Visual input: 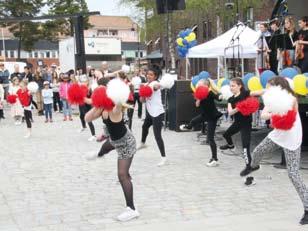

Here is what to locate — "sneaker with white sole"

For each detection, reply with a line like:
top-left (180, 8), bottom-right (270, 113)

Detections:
top-left (206, 159), bottom-right (219, 167)
top-left (116, 207), bottom-right (140, 222)
top-left (88, 136), bottom-right (96, 142)
top-left (24, 133), bottom-right (31, 138)
top-left (85, 152), bottom-right (99, 161)
top-left (157, 157), bottom-right (168, 167)
top-left (179, 124), bottom-right (192, 131)
top-left (244, 176), bottom-right (256, 186)
top-left (137, 143), bottom-right (147, 150)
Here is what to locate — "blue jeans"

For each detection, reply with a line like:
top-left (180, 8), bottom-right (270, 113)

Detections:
top-left (44, 103), bottom-right (53, 120)
top-left (61, 99), bottom-right (72, 117)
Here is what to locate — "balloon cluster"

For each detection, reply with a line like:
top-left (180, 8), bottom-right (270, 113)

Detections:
top-left (176, 29), bottom-right (197, 58)
top-left (243, 68), bottom-right (308, 96)
top-left (190, 71), bottom-right (210, 92)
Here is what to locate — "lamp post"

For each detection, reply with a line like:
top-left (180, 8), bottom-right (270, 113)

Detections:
top-left (132, 22), bottom-right (141, 69)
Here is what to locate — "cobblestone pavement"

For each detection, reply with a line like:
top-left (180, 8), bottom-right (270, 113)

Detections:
top-left (0, 107), bottom-right (308, 231)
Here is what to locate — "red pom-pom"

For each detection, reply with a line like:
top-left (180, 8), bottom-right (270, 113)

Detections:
top-left (7, 94), bottom-right (17, 104)
top-left (139, 85), bottom-right (153, 98)
top-left (17, 89), bottom-right (31, 107)
top-left (91, 86), bottom-right (115, 111)
top-left (194, 86), bottom-right (209, 100)
top-left (271, 110), bottom-right (297, 130)
top-left (68, 83), bottom-right (88, 105)
top-left (236, 97), bottom-right (260, 116)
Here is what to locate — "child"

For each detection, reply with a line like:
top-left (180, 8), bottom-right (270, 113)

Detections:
top-left (59, 73), bottom-right (72, 121)
top-left (9, 77), bottom-right (23, 125)
top-left (17, 80), bottom-right (32, 138)
top-left (42, 81), bottom-right (53, 122)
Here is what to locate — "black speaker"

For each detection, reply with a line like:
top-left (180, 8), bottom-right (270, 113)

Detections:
top-left (156, 0), bottom-right (186, 14)
top-left (168, 80), bottom-right (199, 131)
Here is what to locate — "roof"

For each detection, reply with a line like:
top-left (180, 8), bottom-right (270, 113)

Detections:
top-left (0, 40), bottom-right (59, 50)
top-left (88, 15), bottom-right (137, 30)
top-left (122, 42), bottom-right (146, 51)
top-left (145, 50), bottom-right (163, 59)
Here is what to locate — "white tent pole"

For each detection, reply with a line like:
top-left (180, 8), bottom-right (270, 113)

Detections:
top-left (185, 57), bottom-right (188, 80)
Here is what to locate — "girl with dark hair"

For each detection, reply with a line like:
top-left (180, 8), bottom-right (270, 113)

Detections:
top-left (220, 77), bottom-right (261, 176)
top-left (138, 66), bottom-right (167, 166)
top-left (180, 79), bottom-right (223, 167)
top-left (297, 16), bottom-right (308, 73)
top-left (242, 76), bottom-right (308, 225)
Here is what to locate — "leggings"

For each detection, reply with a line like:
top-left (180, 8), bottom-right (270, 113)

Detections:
top-left (134, 92), bottom-right (142, 118)
top-left (98, 139), bottom-right (115, 157)
top-left (188, 114), bottom-right (218, 160)
top-left (251, 136), bottom-right (308, 210)
top-left (141, 112), bottom-right (165, 157)
top-left (127, 108), bottom-right (134, 130)
top-left (118, 157), bottom-right (135, 210)
top-left (24, 110), bottom-right (32, 128)
top-left (53, 92), bottom-right (62, 112)
top-left (223, 120), bottom-right (252, 165)
top-left (79, 105), bottom-right (95, 136)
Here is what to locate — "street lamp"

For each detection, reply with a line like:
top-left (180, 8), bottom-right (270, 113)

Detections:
top-left (131, 23), bottom-right (141, 69)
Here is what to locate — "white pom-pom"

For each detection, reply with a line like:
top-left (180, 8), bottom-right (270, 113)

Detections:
top-left (285, 77), bottom-right (294, 90)
top-left (27, 82), bottom-right (39, 93)
top-left (262, 86), bottom-right (294, 114)
top-left (160, 73), bottom-right (175, 89)
top-left (220, 85), bottom-right (233, 100)
top-left (106, 78), bottom-right (130, 104)
top-left (121, 65), bottom-right (130, 74)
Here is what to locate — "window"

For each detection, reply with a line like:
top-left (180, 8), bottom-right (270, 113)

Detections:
top-left (135, 51), bottom-right (139, 58)
top-left (29, 52), bottom-right (33, 58)
top-left (10, 50), bottom-right (15, 58)
top-left (46, 51), bottom-right (50, 58)
top-left (110, 30), bottom-right (118, 36)
top-left (140, 51), bottom-right (143, 58)
top-left (40, 52), bottom-right (45, 58)
top-left (52, 51), bottom-right (57, 58)
top-left (5, 50), bottom-right (9, 58)
top-left (34, 52), bottom-right (38, 58)
top-left (97, 30), bottom-right (108, 36)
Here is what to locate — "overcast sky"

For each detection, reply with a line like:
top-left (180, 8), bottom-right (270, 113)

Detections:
top-left (86, 0), bottom-right (133, 16)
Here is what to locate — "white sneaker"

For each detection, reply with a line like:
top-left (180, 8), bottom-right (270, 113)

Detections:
top-left (179, 124), bottom-right (192, 131)
top-left (79, 127), bottom-right (86, 133)
top-left (24, 133), bottom-right (31, 138)
top-left (157, 157), bottom-right (168, 167)
top-left (137, 143), bottom-right (147, 150)
top-left (206, 159), bottom-right (219, 167)
top-left (117, 207), bottom-right (140, 222)
top-left (85, 152), bottom-right (99, 161)
top-left (88, 136), bottom-right (96, 142)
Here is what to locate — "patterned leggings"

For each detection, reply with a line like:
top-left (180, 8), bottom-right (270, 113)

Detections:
top-left (251, 136), bottom-right (308, 210)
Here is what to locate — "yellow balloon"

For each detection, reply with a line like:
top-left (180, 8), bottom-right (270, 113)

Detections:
top-left (176, 38), bottom-right (184, 47)
top-left (217, 78), bottom-right (225, 90)
top-left (187, 32), bottom-right (196, 42)
top-left (293, 74), bottom-right (308, 96)
top-left (190, 82), bottom-right (196, 92)
top-left (248, 76), bottom-right (263, 91)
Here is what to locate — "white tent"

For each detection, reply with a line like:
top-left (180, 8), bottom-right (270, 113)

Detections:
top-left (187, 23), bottom-right (261, 59)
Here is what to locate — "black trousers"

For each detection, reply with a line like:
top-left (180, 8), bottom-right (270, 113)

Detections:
top-left (53, 92), bottom-right (62, 112)
top-left (79, 105), bottom-right (95, 136)
top-left (127, 108), bottom-right (134, 130)
top-left (189, 114), bottom-right (218, 160)
top-left (141, 112), bottom-right (165, 157)
top-left (223, 120), bottom-right (252, 165)
top-left (24, 110), bottom-right (32, 128)
top-left (269, 51), bottom-right (278, 75)
top-left (299, 51), bottom-right (308, 73)
top-left (133, 92), bottom-right (142, 118)
top-left (0, 109), bottom-right (4, 119)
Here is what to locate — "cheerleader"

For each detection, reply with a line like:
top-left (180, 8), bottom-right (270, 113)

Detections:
top-left (219, 78), bottom-right (261, 176)
top-left (9, 77), bottom-right (23, 125)
top-left (138, 66), bottom-right (167, 166)
top-left (17, 80), bottom-right (33, 138)
top-left (241, 77), bottom-right (308, 225)
top-left (180, 79), bottom-right (223, 167)
top-left (85, 100), bottom-right (139, 222)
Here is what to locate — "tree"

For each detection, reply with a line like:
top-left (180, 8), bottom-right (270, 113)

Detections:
top-left (0, 0), bottom-right (45, 59)
top-left (46, 0), bottom-right (91, 37)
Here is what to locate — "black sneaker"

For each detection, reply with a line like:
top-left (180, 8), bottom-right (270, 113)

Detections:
top-left (240, 165), bottom-right (260, 177)
top-left (300, 211), bottom-right (308, 225)
top-left (220, 144), bottom-right (235, 150)
top-left (244, 176), bottom-right (256, 186)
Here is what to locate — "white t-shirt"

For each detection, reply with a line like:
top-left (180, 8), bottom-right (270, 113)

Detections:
top-left (268, 112), bottom-right (302, 151)
top-left (145, 81), bottom-right (164, 117)
top-left (42, 89), bottom-right (54, 105)
top-left (131, 76), bottom-right (142, 93)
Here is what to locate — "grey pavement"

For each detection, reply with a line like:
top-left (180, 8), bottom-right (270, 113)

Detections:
top-left (0, 106), bottom-right (308, 231)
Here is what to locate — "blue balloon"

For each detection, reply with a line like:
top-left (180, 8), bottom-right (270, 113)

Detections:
top-left (179, 30), bottom-right (186, 38)
top-left (191, 40), bottom-right (197, 47)
top-left (187, 43), bottom-right (193, 49)
top-left (279, 67), bottom-right (298, 79)
top-left (243, 73), bottom-right (255, 88)
top-left (191, 75), bottom-right (200, 86)
top-left (198, 71), bottom-right (210, 80)
top-left (182, 39), bottom-right (188, 46)
top-left (306, 79), bottom-right (308, 88)
top-left (184, 29), bottom-right (192, 37)
top-left (260, 70), bottom-right (276, 88)
top-left (221, 79), bottom-right (230, 87)
top-left (303, 73), bottom-right (308, 77)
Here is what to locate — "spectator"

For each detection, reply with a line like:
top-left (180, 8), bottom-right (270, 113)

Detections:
top-left (10, 64), bottom-right (22, 81)
top-left (51, 72), bottom-right (63, 113)
top-left (0, 62), bottom-right (10, 98)
top-left (42, 81), bottom-right (53, 123)
top-left (21, 66), bottom-right (34, 82)
top-left (34, 67), bottom-right (44, 116)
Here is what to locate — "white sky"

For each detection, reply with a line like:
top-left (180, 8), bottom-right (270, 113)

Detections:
top-left (86, 0), bottom-right (133, 16)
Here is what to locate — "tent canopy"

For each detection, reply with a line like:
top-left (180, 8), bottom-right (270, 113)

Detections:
top-left (187, 23), bottom-right (261, 59)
